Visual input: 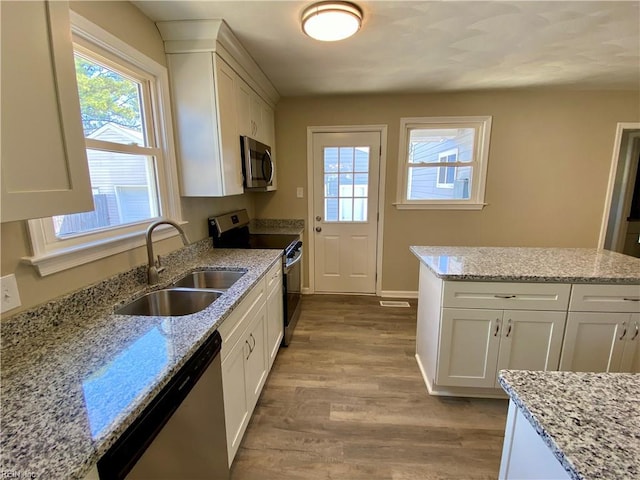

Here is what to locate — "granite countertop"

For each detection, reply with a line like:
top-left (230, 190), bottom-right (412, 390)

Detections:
top-left (249, 218), bottom-right (304, 236)
top-left (0, 242), bottom-right (282, 480)
top-left (410, 246), bottom-right (640, 284)
top-left (499, 370), bottom-right (640, 480)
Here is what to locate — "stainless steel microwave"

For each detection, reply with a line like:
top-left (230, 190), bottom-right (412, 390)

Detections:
top-left (241, 136), bottom-right (274, 190)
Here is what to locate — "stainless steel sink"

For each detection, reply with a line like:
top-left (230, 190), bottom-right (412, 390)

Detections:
top-left (115, 289), bottom-right (221, 316)
top-left (173, 270), bottom-right (245, 291)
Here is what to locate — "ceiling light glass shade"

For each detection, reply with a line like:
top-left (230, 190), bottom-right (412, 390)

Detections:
top-left (301, 1), bottom-right (363, 42)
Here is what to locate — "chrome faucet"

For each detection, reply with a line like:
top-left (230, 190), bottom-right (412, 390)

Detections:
top-left (146, 219), bottom-right (190, 285)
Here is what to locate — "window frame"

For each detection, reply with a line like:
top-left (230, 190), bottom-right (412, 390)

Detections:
top-left (395, 116), bottom-right (492, 210)
top-left (24, 12), bottom-right (183, 276)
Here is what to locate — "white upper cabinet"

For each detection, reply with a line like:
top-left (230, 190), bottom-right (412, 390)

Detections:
top-left (1, 1), bottom-right (93, 222)
top-left (167, 52), bottom-right (244, 197)
top-left (157, 19), bottom-right (279, 197)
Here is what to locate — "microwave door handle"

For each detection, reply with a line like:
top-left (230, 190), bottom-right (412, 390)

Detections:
top-left (262, 150), bottom-right (274, 185)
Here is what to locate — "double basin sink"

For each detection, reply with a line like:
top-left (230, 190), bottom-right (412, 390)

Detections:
top-left (116, 270), bottom-right (245, 317)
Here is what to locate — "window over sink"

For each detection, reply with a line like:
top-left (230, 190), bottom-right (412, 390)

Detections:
top-left (25, 13), bottom-right (183, 276)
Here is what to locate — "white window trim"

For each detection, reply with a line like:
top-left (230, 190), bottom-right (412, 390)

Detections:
top-left (395, 115), bottom-right (492, 210)
top-left (436, 148), bottom-right (458, 189)
top-left (23, 12), bottom-right (184, 277)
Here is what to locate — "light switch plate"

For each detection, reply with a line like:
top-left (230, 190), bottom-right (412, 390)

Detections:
top-left (1, 274), bottom-right (22, 314)
top-left (296, 187), bottom-right (304, 198)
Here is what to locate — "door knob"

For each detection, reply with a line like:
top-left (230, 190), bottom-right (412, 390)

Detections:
top-left (315, 227), bottom-right (322, 232)
top-left (316, 216), bottom-right (322, 221)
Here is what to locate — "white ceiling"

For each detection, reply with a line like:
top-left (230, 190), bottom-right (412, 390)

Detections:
top-left (134, 1), bottom-right (640, 97)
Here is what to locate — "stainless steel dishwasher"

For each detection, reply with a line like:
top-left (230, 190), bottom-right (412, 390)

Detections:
top-left (98, 330), bottom-right (229, 480)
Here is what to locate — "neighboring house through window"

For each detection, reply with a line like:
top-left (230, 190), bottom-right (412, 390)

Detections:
top-left (396, 116), bottom-right (492, 209)
top-left (25, 13), bottom-right (182, 276)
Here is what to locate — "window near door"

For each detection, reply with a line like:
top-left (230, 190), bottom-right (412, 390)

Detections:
top-left (396, 116), bottom-right (492, 209)
top-left (25, 14), bottom-right (182, 276)
top-left (323, 146), bottom-right (369, 222)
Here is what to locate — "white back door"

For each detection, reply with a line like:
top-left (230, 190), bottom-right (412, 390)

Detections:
top-left (312, 131), bottom-right (381, 294)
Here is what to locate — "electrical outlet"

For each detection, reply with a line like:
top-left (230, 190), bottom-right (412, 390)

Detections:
top-left (1, 274), bottom-right (22, 314)
top-left (296, 187), bottom-right (304, 198)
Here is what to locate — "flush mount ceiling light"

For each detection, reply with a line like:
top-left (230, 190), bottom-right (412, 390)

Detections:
top-left (301, 1), bottom-right (363, 42)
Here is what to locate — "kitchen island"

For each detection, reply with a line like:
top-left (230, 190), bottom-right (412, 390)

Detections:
top-left (0, 240), bottom-right (282, 479)
top-left (498, 369), bottom-right (640, 479)
top-left (411, 247), bottom-right (640, 397)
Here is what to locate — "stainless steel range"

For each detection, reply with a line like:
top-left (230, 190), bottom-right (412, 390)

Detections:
top-left (208, 210), bottom-right (302, 346)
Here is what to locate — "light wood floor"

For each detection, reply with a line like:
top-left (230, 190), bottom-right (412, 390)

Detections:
top-left (230, 295), bottom-right (508, 480)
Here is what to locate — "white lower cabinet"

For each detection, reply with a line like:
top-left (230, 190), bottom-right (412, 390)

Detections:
top-left (499, 400), bottom-right (570, 480)
top-left (265, 263), bottom-right (283, 369)
top-left (416, 262), bottom-right (640, 396)
top-left (559, 312), bottom-right (640, 373)
top-left (438, 309), bottom-right (565, 388)
top-left (219, 264), bottom-right (282, 466)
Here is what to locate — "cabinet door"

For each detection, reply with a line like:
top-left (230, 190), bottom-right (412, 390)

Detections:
top-left (244, 302), bottom-right (268, 412)
top-left (437, 309), bottom-right (502, 387)
top-left (1, 1), bottom-right (93, 222)
top-left (495, 311), bottom-right (565, 388)
top-left (620, 314), bottom-right (640, 373)
top-left (214, 57), bottom-right (244, 195)
top-left (221, 338), bottom-right (249, 466)
top-left (559, 312), bottom-right (628, 372)
top-left (250, 94), bottom-right (262, 140)
top-left (266, 272), bottom-right (284, 369)
top-left (235, 78), bottom-right (252, 137)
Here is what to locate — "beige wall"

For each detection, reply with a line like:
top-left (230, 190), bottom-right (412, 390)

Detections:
top-left (0, 2), bottom-right (251, 314)
top-left (255, 90), bottom-right (640, 292)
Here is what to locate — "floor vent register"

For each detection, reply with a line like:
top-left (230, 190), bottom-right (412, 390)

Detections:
top-left (379, 300), bottom-right (411, 308)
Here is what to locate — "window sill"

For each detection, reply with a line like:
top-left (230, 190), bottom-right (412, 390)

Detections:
top-left (22, 221), bottom-right (188, 277)
top-left (393, 202), bottom-right (487, 210)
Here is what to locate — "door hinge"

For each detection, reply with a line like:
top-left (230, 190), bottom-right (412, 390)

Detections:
top-left (379, 145), bottom-right (382, 156)
top-left (377, 212), bottom-right (379, 222)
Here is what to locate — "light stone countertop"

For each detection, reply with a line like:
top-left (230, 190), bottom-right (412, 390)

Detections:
top-left (410, 246), bottom-right (640, 284)
top-left (249, 218), bottom-right (304, 236)
top-left (499, 370), bottom-right (640, 480)
top-left (0, 242), bottom-right (282, 480)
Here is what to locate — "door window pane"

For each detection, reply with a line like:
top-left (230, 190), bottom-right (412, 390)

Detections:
top-left (354, 174), bottom-right (369, 197)
top-left (339, 147), bottom-right (354, 171)
top-left (323, 146), bottom-right (369, 222)
top-left (353, 198), bottom-right (367, 222)
top-left (354, 148), bottom-right (369, 172)
top-left (339, 198), bottom-right (353, 222)
top-left (324, 174), bottom-right (338, 197)
top-left (339, 174), bottom-right (353, 197)
top-left (325, 198), bottom-right (338, 221)
top-left (324, 147), bottom-right (339, 172)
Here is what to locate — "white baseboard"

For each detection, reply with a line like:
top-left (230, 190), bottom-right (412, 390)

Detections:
top-left (302, 288), bottom-right (418, 298)
top-left (379, 290), bottom-right (418, 299)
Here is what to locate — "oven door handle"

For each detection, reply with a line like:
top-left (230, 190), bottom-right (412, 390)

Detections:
top-left (285, 249), bottom-right (303, 272)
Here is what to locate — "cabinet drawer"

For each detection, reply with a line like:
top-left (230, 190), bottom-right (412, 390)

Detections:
top-left (569, 284), bottom-right (640, 313)
top-left (266, 261), bottom-right (282, 294)
top-left (219, 278), bottom-right (265, 360)
top-left (443, 282), bottom-right (570, 311)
